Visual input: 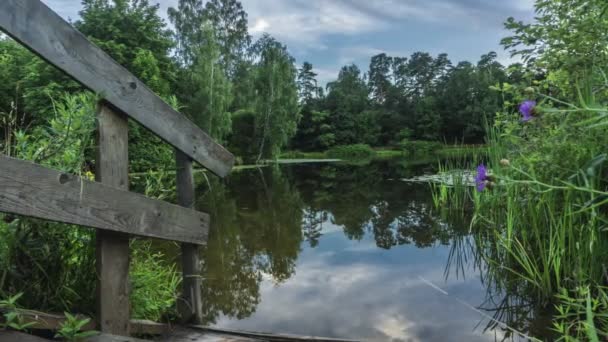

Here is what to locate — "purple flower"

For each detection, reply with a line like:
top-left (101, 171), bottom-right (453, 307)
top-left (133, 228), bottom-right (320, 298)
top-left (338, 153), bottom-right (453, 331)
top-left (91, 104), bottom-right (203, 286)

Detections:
top-left (475, 164), bottom-right (489, 192)
top-left (519, 100), bottom-right (536, 122)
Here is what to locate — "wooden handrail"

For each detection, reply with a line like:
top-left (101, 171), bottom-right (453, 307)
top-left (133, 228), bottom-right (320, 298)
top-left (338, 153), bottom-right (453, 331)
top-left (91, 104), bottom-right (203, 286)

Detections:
top-left (0, 155), bottom-right (209, 244)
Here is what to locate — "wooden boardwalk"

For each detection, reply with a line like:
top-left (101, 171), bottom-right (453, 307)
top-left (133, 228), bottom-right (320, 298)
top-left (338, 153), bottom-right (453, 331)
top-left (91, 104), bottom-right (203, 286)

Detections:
top-left (1, 328), bottom-right (359, 342)
top-left (0, 330), bottom-right (258, 342)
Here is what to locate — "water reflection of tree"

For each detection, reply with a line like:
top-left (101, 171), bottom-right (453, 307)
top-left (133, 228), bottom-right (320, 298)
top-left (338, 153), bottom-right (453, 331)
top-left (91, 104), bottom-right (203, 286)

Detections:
top-left (302, 209), bottom-right (326, 248)
top-left (442, 213), bottom-right (556, 340)
top-left (194, 161), bottom-right (474, 324)
top-left (290, 162), bottom-right (463, 249)
top-left (195, 166), bottom-right (303, 324)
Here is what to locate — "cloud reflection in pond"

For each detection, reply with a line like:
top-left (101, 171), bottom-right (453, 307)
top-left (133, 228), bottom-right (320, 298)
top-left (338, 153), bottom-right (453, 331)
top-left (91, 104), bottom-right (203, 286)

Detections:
top-left (215, 221), bottom-right (500, 341)
top-left (194, 161), bottom-right (522, 341)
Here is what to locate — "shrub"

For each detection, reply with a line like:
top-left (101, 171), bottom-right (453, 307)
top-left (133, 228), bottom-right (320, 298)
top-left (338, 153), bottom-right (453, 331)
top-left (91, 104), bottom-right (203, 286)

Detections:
top-left (326, 144), bottom-right (376, 159)
top-left (400, 140), bottom-right (442, 157)
top-left (130, 241), bottom-right (181, 322)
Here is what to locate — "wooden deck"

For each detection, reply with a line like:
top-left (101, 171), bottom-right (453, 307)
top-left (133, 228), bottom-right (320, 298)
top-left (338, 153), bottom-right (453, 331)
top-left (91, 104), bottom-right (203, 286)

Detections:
top-left (0, 327), bottom-right (360, 342)
top-left (0, 307), bottom-right (359, 342)
top-left (0, 330), bottom-right (257, 342)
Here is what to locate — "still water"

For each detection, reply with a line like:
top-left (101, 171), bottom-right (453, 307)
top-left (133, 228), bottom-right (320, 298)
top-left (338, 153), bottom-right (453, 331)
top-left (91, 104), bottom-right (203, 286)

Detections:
top-left (185, 160), bottom-right (530, 341)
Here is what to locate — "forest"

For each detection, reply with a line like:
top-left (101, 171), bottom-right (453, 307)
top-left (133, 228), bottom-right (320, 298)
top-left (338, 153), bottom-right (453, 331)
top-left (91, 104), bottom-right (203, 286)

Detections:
top-left (0, 0), bottom-right (520, 168)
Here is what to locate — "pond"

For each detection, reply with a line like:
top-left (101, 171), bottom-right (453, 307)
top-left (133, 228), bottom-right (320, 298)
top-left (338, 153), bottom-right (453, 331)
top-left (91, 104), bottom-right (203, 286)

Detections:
top-left (175, 159), bottom-right (540, 341)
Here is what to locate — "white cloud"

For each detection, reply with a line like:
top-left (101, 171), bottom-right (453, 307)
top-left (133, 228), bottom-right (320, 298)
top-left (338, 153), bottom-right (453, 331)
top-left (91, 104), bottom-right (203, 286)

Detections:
top-left (242, 0), bottom-right (383, 48)
top-left (249, 18), bottom-right (270, 34)
top-left (215, 248), bottom-right (501, 341)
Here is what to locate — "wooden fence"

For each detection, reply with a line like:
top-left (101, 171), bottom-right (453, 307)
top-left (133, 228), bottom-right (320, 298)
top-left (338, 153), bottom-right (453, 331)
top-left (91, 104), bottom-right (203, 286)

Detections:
top-left (0, 0), bottom-right (234, 336)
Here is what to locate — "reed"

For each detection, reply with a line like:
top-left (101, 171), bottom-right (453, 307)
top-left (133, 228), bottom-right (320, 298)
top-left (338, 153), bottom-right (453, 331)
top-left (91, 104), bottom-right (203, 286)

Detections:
top-left (431, 92), bottom-right (608, 339)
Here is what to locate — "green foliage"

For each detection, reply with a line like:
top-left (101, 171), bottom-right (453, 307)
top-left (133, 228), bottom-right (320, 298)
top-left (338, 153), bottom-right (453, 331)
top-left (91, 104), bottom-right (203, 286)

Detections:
top-left (326, 144), bottom-right (376, 160)
top-left (228, 109), bottom-right (256, 162)
top-left (502, 0), bottom-right (608, 74)
top-left (399, 140), bottom-right (442, 157)
top-left (297, 62), bottom-right (321, 104)
top-left (0, 217), bottom-right (96, 314)
top-left (250, 35), bottom-right (299, 161)
top-left (169, 0), bottom-right (251, 75)
top-left (12, 93), bottom-right (97, 172)
top-left (184, 24), bottom-right (233, 143)
top-left (427, 2), bottom-right (608, 339)
top-left (554, 286), bottom-right (607, 341)
top-left (0, 293), bottom-right (36, 331)
top-left (55, 313), bottom-right (98, 341)
top-left (0, 93), bottom-right (98, 314)
top-left (325, 65), bottom-right (370, 145)
top-left (76, 0), bottom-right (175, 95)
top-left (130, 242), bottom-right (181, 322)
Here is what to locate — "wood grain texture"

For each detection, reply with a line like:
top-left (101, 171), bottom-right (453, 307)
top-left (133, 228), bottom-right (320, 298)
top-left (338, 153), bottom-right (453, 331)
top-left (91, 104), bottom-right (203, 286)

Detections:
top-left (84, 334), bottom-right (151, 342)
top-left (190, 326), bottom-right (361, 342)
top-left (0, 0), bottom-right (234, 177)
top-left (0, 155), bottom-right (210, 244)
top-left (0, 331), bottom-right (51, 342)
top-left (95, 104), bottom-right (130, 336)
top-left (176, 150), bottom-right (204, 324)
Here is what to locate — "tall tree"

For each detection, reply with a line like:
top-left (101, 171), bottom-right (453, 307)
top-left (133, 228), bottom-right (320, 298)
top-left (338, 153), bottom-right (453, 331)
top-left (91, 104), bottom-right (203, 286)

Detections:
top-left (77, 0), bottom-right (175, 94)
top-left (202, 0), bottom-right (251, 76)
top-left (325, 65), bottom-right (374, 145)
top-left (297, 62), bottom-right (318, 104)
top-left (186, 25), bottom-right (233, 142)
top-left (502, 0), bottom-right (608, 72)
top-left (251, 34), bottom-right (299, 161)
top-left (368, 53), bottom-right (394, 105)
top-left (168, 0), bottom-right (206, 66)
top-left (169, 0), bottom-right (250, 75)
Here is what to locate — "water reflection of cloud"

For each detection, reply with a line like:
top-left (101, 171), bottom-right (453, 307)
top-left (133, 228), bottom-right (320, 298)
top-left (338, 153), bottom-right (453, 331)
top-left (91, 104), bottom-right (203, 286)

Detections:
top-left (216, 238), bottom-right (502, 341)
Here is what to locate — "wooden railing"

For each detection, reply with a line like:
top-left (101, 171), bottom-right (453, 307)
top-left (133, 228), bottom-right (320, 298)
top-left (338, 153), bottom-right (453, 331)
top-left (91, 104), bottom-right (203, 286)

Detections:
top-left (0, 0), bottom-right (234, 336)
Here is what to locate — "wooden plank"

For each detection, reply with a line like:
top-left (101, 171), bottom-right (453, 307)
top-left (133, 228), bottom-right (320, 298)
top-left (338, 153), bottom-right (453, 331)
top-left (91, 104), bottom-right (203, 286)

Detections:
top-left (0, 308), bottom-right (95, 331)
top-left (129, 319), bottom-right (171, 336)
top-left (176, 150), bottom-right (204, 324)
top-left (168, 327), bottom-right (259, 342)
top-left (0, 331), bottom-right (151, 342)
top-left (0, 154), bottom-right (210, 244)
top-left (0, 331), bottom-right (52, 342)
top-left (190, 326), bottom-right (361, 342)
top-left (95, 104), bottom-right (130, 336)
top-left (0, 0), bottom-right (234, 177)
top-left (0, 310), bottom-right (167, 336)
top-left (84, 334), bottom-right (150, 342)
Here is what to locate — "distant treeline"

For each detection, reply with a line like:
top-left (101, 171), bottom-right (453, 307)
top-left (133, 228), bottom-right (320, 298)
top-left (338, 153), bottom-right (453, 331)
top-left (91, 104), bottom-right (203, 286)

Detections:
top-left (294, 52), bottom-right (526, 152)
top-left (0, 0), bottom-right (527, 166)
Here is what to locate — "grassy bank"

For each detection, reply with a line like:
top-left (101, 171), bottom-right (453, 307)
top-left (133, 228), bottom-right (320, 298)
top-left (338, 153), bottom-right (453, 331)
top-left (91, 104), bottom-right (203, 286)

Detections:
top-left (433, 95), bottom-right (608, 340)
top-left (281, 143), bottom-right (487, 161)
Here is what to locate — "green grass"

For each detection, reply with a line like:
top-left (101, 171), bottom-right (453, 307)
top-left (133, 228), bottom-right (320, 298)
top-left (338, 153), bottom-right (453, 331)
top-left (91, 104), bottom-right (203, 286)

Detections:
top-left (280, 144), bottom-right (486, 161)
top-left (436, 144), bottom-right (489, 157)
top-left (431, 120), bottom-right (608, 340)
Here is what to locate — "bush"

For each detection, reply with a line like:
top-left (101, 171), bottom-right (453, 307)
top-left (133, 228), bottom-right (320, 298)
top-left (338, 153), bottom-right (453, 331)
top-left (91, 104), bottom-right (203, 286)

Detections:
top-left (326, 144), bottom-right (376, 160)
top-left (399, 140), bottom-right (442, 157)
top-left (130, 241), bottom-right (181, 321)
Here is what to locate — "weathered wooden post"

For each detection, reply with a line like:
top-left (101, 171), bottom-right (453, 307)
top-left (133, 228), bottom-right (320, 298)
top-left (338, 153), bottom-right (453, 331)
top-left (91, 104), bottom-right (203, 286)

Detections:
top-left (96, 104), bottom-right (131, 335)
top-left (176, 151), bottom-right (203, 324)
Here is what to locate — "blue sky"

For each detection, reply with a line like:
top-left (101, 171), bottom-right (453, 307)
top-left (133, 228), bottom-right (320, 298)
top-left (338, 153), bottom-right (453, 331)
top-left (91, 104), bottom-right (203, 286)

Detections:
top-left (42, 0), bottom-right (535, 84)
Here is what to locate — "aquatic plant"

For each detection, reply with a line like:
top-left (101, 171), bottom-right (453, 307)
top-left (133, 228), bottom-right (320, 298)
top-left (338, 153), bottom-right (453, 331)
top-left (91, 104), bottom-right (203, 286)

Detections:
top-left (432, 78), bottom-right (608, 339)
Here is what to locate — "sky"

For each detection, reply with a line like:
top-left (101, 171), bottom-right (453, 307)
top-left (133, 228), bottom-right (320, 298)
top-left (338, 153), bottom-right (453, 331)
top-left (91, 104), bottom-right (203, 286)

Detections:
top-left (42, 0), bottom-right (536, 85)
